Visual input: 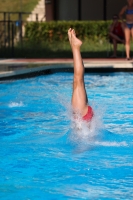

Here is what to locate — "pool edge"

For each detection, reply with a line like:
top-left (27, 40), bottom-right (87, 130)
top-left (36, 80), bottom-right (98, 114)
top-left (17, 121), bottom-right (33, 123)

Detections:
top-left (0, 59), bottom-right (133, 81)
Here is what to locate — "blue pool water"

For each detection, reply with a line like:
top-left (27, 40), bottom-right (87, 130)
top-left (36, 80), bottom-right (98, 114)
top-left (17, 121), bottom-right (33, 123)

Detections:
top-left (0, 71), bottom-right (133, 199)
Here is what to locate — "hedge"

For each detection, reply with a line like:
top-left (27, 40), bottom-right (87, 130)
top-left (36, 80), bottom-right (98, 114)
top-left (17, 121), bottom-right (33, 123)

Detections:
top-left (25, 20), bottom-right (112, 42)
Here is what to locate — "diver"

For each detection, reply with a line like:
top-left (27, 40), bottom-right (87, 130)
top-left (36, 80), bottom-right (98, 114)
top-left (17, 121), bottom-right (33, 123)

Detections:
top-left (68, 28), bottom-right (93, 123)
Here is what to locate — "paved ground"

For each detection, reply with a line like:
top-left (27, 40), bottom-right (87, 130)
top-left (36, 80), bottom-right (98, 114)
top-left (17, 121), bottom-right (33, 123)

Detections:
top-left (0, 58), bottom-right (133, 64)
top-left (0, 58), bottom-right (133, 80)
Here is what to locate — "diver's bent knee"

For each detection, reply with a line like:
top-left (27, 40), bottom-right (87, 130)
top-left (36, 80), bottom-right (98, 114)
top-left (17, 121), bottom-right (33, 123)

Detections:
top-left (73, 79), bottom-right (84, 89)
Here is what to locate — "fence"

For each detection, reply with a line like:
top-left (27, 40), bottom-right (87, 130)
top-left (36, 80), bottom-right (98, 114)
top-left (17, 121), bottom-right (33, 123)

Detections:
top-left (0, 12), bottom-right (41, 58)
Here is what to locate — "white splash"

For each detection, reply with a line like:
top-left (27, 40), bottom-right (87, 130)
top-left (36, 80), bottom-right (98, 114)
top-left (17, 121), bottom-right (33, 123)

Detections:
top-left (8, 101), bottom-right (24, 108)
top-left (94, 141), bottom-right (128, 147)
top-left (67, 107), bottom-right (104, 151)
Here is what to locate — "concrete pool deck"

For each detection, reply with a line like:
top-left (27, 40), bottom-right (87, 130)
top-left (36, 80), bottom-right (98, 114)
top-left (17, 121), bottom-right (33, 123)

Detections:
top-left (0, 58), bottom-right (133, 80)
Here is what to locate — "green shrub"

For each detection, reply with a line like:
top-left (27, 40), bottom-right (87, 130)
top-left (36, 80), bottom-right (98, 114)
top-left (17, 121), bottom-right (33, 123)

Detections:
top-left (25, 20), bottom-right (112, 42)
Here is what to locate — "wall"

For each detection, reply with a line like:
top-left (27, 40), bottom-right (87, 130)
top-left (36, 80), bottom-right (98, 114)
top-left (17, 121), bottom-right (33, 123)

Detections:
top-left (56, 0), bottom-right (78, 20)
top-left (81, 0), bottom-right (104, 20)
top-left (106, 0), bottom-right (126, 19)
top-left (46, 0), bottom-right (127, 21)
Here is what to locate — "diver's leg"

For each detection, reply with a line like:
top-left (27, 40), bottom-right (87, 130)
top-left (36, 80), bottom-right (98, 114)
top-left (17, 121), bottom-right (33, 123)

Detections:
top-left (68, 28), bottom-right (88, 117)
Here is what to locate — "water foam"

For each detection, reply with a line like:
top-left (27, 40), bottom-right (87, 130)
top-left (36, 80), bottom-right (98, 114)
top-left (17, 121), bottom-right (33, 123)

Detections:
top-left (64, 104), bottom-right (130, 152)
top-left (54, 91), bottom-right (128, 150)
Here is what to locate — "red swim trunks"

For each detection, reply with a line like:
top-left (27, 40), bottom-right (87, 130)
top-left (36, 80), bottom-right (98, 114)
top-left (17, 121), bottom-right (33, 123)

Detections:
top-left (82, 106), bottom-right (93, 122)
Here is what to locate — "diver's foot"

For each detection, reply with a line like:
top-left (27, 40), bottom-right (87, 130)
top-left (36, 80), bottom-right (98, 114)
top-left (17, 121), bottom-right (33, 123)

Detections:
top-left (68, 28), bottom-right (82, 49)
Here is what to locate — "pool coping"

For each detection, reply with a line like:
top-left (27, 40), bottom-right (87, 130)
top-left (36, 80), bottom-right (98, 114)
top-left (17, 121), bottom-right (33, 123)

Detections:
top-left (0, 58), bottom-right (133, 81)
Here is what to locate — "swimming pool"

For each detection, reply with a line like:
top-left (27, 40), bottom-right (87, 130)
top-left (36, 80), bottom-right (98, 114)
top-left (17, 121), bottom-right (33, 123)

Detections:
top-left (0, 71), bottom-right (133, 199)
